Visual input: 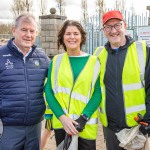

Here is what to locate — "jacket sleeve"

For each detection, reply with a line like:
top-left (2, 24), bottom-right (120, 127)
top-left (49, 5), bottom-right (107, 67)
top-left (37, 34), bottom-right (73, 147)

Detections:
top-left (143, 45), bottom-right (150, 123)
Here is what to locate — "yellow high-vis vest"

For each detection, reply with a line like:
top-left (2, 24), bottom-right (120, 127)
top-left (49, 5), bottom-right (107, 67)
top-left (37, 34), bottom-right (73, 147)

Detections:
top-left (94, 41), bottom-right (147, 127)
top-left (51, 53), bottom-right (100, 139)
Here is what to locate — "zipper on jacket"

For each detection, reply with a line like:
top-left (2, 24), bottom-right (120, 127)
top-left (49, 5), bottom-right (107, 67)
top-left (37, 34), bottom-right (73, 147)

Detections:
top-left (115, 49), bottom-right (119, 99)
top-left (23, 60), bottom-right (29, 124)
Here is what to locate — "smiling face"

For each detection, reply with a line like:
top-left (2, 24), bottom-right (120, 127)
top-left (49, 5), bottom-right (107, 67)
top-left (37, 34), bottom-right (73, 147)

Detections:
top-left (12, 16), bottom-right (37, 54)
top-left (102, 18), bottom-right (127, 49)
top-left (63, 26), bottom-right (82, 53)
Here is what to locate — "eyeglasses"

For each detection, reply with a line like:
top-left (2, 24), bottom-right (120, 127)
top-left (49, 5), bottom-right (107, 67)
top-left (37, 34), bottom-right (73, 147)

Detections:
top-left (103, 23), bottom-right (122, 32)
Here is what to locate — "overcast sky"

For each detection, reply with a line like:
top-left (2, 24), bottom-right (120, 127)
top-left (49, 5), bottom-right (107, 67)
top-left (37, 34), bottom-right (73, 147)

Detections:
top-left (0, 0), bottom-right (13, 20)
top-left (0, 0), bottom-right (149, 22)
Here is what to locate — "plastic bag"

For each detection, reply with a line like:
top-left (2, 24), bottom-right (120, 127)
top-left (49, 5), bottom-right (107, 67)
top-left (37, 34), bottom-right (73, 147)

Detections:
top-left (56, 135), bottom-right (78, 150)
top-left (142, 134), bottom-right (150, 150)
top-left (116, 125), bottom-right (146, 150)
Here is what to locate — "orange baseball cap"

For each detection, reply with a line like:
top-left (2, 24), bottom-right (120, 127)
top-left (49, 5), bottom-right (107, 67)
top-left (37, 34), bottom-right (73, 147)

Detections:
top-left (102, 10), bottom-right (124, 25)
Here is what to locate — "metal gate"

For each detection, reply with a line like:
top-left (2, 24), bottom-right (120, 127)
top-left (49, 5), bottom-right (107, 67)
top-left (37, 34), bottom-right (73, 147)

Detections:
top-left (81, 11), bottom-right (149, 54)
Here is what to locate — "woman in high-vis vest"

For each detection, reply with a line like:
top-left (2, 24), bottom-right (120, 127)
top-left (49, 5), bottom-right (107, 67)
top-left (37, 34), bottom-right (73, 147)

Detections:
top-left (45, 20), bottom-right (102, 150)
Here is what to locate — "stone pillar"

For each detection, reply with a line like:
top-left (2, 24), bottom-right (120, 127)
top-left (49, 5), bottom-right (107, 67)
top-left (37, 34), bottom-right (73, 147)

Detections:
top-left (39, 8), bottom-right (67, 58)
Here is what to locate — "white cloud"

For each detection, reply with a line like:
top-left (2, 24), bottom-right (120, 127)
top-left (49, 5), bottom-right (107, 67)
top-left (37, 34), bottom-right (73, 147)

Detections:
top-left (0, 0), bottom-right (13, 21)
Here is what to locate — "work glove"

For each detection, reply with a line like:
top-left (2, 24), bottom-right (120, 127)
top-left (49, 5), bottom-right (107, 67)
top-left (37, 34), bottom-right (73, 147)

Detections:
top-left (75, 115), bottom-right (88, 132)
top-left (134, 113), bottom-right (150, 136)
top-left (139, 124), bottom-right (150, 136)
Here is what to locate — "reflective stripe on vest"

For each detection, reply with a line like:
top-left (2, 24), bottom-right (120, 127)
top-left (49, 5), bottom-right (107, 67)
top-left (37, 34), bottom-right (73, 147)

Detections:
top-left (69, 114), bottom-right (98, 124)
top-left (53, 54), bottom-right (64, 94)
top-left (87, 59), bottom-right (100, 100)
top-left (46, 105), bottom-right (50, 109)
top-left (63, 108), bottom-right (68, 114)
top-left (126, 104), bottom-right (146, 114)
top-left (93, 46), bottom-right (104, 56)
top-left (136, 41), bottom-right (145, 86)
top-left (62, 108), bottom-right (98, 125)
top-left (123, 82), bottom-right (143, 91)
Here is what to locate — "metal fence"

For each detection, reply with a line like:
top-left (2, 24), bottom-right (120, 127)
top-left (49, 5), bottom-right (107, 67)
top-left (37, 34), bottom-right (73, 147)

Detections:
top-left (81, 11), bottom-right (149, 54)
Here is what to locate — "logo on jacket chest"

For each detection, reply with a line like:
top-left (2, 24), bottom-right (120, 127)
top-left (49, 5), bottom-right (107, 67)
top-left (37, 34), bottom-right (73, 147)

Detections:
top-left (34, 60), bottom-right (40, 66)
top-left (5, 59), bottom-right (14, 69)
top-left (28, 58), bottom-right (40, 67)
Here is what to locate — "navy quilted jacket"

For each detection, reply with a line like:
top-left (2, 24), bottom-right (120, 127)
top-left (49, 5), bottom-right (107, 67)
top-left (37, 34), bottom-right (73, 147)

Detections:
top-left (0, 38), bottom-right (50, 126)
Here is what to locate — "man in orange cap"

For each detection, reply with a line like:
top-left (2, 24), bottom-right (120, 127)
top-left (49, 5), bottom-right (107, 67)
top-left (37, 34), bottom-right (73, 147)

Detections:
top-left (94, 10), bottom-right (150, 150)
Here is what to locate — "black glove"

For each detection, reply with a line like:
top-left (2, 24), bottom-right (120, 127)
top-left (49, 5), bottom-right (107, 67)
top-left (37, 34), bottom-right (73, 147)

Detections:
top-left (139, 124), bottom-right (150, 135)
top-left (75, 115), bottom-right (88, 132)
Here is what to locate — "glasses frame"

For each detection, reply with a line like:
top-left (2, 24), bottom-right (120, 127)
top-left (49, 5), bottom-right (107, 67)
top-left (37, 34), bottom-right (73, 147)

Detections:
top-left (103, 23), bottom-right (123, 32)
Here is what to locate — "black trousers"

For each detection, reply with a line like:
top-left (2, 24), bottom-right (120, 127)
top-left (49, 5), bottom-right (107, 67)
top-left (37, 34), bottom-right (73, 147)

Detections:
top-left (54, 129), bottom-right (96, 150)
top-left (103, 126), bottom-right (125, 150)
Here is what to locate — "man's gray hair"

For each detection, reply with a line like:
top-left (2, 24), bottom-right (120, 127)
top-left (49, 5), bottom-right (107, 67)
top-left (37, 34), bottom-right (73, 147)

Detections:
top-left (14, 13), bottom-right (36, 28)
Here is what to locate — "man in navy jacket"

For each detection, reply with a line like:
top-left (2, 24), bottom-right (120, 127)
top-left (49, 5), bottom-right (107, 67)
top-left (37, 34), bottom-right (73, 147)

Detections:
top-left (0, 13), bottom-right (50, 150)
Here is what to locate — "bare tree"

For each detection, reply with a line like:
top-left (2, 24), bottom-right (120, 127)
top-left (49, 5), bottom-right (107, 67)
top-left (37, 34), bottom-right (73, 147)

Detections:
top-left (121, 0), bottom-right (126, 14)
top-left (0, 22), bottom-right (13, 34)
top-left (130, 1), bottom-right (135, 15)
top-left (115, 0), bottom-right (121, 10)
top-left (11, 0), bottom-right (33, 18)
top-left (39, 0), bottom-right (49, 16)
top-left (81, 0), bottom-right (88, 23)
top-left (115, 0), bottom-right (126, 12)
top-left (56, 0), bottom-right (66, 15)
top-left (95, 0), bottom-right (105, 16)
